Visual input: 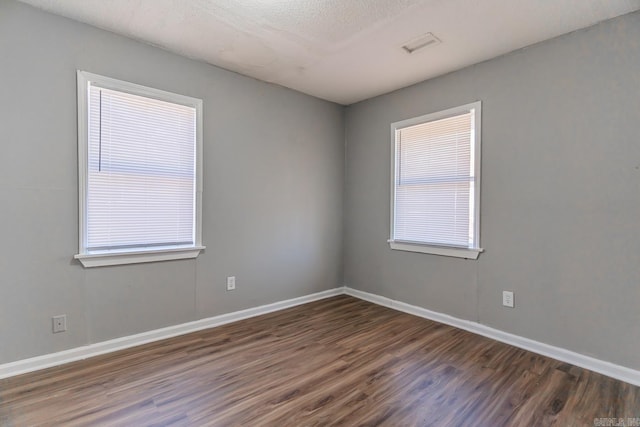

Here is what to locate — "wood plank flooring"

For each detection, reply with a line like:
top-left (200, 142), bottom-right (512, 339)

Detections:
top-left (0, 295), bottom-right (638, 426)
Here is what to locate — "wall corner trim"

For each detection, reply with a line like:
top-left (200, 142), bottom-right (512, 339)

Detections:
top-left (343, 287), bottom-right (640, 387)
top-left (0, 287), bottom-right (345, 380)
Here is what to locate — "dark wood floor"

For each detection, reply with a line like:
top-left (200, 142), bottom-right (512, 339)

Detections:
top-left (0, 296), bottom-right (638, 426)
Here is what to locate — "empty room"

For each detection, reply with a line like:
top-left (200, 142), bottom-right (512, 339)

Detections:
top-left (1, 0), bottom-right (639, 425)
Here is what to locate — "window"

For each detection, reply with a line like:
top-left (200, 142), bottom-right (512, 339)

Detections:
top-left (75, 71), bottom-right (204, 267)
top-left (389, 102), bottom-right (482, 259)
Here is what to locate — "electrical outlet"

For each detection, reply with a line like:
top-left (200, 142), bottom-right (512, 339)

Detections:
top-left (226, 276), bottom-right (236, 291)
top-left (502, 291), bottom-right (514, 308)
top-left (52, 315), bottom-right (67, 333)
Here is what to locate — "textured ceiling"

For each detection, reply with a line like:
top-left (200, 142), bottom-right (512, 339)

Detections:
top-left (18, 0), bottom-right (640, 105)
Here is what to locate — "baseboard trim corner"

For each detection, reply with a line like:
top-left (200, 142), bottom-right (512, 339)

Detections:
top-left (344, 286), bottom-right (640, 387)
top-left (3, 285), bottom-right (638, 388)
top-left (0, 287), bottom-right (345, 380)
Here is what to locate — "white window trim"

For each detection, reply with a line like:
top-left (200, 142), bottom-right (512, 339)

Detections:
top-left (388, 241), bottom-right (482, 259)
top-left (388, 101), bottom-right (483, 259)
top-left (75, 70), bottom-right (205, 268)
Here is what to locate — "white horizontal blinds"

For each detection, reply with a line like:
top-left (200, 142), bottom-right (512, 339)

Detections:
top-left (394, 111), bottom-right (475, 248)
top-left (86, 84), bottom-right (196, 252)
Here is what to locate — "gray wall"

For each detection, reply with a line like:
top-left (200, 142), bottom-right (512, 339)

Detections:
top-left (0, 1), bottom-right (344, 364)
top-left (1, 0), bottom-right (638, 374)
top-left (345, 12), bottom-right (640, 370)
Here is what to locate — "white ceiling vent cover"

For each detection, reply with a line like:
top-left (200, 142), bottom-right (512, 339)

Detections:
top-left (402, 33), bottom-right (441, 54)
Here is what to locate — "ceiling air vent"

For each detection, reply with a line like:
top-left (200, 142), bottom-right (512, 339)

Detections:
top-left (402, 33), bottom-right (441, 54)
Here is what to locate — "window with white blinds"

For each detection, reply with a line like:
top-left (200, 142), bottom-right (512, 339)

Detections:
top-left (390, 102), bottom-right (482, 259)
top-left (75, 71), bottom-right (204, 267)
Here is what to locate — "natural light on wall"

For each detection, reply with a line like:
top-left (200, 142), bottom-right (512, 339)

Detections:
top-left (75, 71), bottom-right (204, 267)
top-left (389, 102), bottom-right (482, 259)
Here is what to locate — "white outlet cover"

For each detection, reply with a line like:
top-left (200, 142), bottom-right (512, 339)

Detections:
top-left (502, 291), bottom-right (514, 308)
top-left (52, 315), bottom-right (67, 333)
top-left (226, 276), bottom-right (236, 291)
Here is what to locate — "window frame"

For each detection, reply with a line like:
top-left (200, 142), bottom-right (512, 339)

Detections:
top-left (389, 101), bottom-right (483, 260)
top-left (75, 70), bottom-right (205, 268)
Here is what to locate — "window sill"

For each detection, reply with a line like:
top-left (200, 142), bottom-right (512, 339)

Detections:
top-left (388, 241), bottom-right (482, 259)
top-left (74, 246), bottom-right (206, 268)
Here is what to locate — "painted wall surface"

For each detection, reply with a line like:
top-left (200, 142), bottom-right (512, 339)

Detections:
top-left (345, 12), bottom-right (640, 370)
top-left (0, 1), bottom-right (344, 363)
top-left (1, 0), bottom-right (639, 374)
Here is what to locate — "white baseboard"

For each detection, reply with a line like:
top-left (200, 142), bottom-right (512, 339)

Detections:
top-left (344, 287), bottom-right (640, 387)
top-left (3, 285), bottom-right (638, 388)
top-left (0, 287), bottom-right (344, 380)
